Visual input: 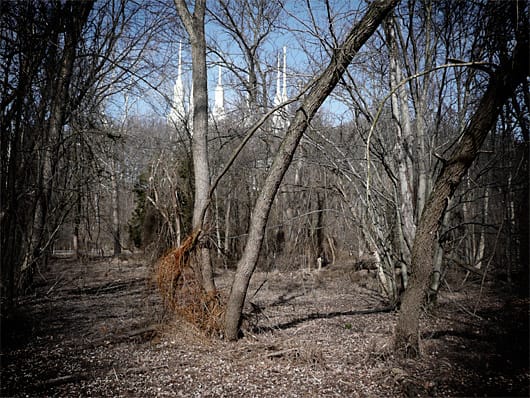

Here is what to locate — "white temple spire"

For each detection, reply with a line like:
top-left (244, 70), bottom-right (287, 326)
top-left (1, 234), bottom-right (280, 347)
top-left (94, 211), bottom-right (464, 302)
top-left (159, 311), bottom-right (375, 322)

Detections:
top-left (273, 47), bottom-right (288, 130)
top-left (213, 64), bottom-right (225, 121)
top-left (281, 46), bottom-right (287, 103)
top-left (274, 54), bottom-right (282, 107)
top-left (168, 41), bottom-right (185, 126)
top-left (178, 41), bottom-right (182, 80)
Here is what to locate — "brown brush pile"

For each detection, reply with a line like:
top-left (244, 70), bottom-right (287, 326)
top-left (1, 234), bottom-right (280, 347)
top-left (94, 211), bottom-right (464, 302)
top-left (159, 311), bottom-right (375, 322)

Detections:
top-left (156, 230), bottom-right (225, 336)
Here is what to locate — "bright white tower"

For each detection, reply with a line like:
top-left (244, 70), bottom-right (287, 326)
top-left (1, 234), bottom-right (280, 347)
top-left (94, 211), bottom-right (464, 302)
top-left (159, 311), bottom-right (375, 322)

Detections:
top-left (273, 54), bottom-right (282, 108)
top-left (273, 46), bottom-right (288, 130)
top-left (281, 46), bottom-right (288, 104)
top-left (167, 42), bottom-right (186, 126)
top-left (212, 65), bottom-right (225, 121)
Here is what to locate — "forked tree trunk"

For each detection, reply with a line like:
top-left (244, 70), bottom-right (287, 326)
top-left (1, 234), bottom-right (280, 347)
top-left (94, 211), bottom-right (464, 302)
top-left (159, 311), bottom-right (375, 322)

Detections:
top-left (224, 0), bottom-right (399, 340)
top-left (394, 35), bottom-right (528, 358)
top-left (385, 17), bottom-right (416, 260)
top-left (384, 16), bottom-right (416, 293)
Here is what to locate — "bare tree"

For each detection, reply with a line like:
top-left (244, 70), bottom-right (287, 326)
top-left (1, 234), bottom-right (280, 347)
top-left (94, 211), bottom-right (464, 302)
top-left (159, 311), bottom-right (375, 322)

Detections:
top-left (172, 0), bottom-right (216, 292)
top-left (224, 0), bottom-right (399, 340)
top-left (394, 4), bottom-right (529, 356)
top-left (0, 0), bottom-right (171, 311)
top-left (0, 1), bottom-right (94, 311)
top-left (208, 0), bottom-right (282, 114)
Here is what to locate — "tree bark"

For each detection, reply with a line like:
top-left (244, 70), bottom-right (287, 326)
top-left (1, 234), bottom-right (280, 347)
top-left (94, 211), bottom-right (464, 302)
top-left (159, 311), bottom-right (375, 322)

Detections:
top-left (224, 0), bottom-right (399, 340)
top-left (384, 16), bottom-right (415, 290)
top-left (394, 34), bottom-right (529, 358)
top-left (173, 0), bottom-right (215, 292)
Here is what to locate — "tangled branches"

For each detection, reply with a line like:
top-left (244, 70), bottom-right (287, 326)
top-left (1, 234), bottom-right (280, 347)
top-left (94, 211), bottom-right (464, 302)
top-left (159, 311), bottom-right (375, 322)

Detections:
top-left (156, 230), bottom-right (225, 336)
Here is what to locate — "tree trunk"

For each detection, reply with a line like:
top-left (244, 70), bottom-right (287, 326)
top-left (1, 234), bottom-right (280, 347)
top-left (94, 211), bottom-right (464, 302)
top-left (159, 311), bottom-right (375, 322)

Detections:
top-left (173, 0), bottom-right (215, 292)
top-left (224, 192), bottom-right (232, 258)
top-left (214, 191), bottom-right (222, 257)
top-left (384, 16), bottom-right (415, 291)
top-left (0, 1), bottom-right (94, 313)
top-left (224, 0), bottom-right (399, 340)
top-left (428, 199), bottom-right (452, 303)
top-left (73, 191), bottom-right (82, 259)
top-left (475, 187), bottom-right (489, 269)
top-left (394, 34), bottom-right (528, 358)
top-left (111, 160), bottom-right (121, 257)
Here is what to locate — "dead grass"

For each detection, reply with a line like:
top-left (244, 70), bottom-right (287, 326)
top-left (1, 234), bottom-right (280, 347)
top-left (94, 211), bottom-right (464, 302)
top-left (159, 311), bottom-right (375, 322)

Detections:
top-left (155, 231), bottom-right (226, 336)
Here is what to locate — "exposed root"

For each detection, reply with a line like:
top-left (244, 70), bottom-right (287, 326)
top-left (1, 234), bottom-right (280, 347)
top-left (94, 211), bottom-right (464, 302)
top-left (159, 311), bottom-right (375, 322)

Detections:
top-left (156, 230), bottom-right (225, 336)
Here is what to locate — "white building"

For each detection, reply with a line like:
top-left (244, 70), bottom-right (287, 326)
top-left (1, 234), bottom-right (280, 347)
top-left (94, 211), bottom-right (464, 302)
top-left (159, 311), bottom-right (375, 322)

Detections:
top-left (272, 46), bottom-right (288, 130)
top-left (167, 46), bottom-right (290, 130)
top-left (167, 42), bottom-right (186, 127)
top-left (212, 65), bottom-right (225, 122)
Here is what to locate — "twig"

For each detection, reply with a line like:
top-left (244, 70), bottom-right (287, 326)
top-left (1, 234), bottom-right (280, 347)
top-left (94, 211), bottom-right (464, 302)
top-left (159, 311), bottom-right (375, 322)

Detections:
top-left (443, 280), bottom-right (483, 320)
top-left (365, 61), bottom-right (493, 203)
top-left (264, 347), bottom-right (299, 358)
top-left (250, 278), bottom-right (268, 299)
top-left (46, 277), bottom-right (62, 296)
top-left (35, 374), bottom-right (86, 389)
top-left (474, 217), bottom-right (505, 314)
top-left (198, 91), bottom-right (308, 229)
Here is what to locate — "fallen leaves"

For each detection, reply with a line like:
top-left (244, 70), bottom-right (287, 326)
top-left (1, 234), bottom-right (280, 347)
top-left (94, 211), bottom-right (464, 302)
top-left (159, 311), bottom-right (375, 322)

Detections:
top-left (1, 258), bottom-right (528, 397)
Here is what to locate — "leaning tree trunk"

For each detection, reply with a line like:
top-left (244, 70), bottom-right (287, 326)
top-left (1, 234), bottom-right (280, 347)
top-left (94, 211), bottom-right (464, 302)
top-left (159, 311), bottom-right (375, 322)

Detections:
top-left (394, 33), bottom-right (529, 358)
top-left (224, 0), bottom-right (399, 341)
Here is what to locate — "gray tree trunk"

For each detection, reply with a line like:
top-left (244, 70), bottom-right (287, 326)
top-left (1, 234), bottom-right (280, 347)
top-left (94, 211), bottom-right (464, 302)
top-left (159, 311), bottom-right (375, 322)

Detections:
top-left (224, 0), bottom-right (399, 340)
top-left (110, 159), bottom-right (121, 257)
top-left (224, 192), bottom-right (232, 257)
top-left (173, 0), bottom-right (215, 292)
top-left (385, 17), bottom-right (414, 288)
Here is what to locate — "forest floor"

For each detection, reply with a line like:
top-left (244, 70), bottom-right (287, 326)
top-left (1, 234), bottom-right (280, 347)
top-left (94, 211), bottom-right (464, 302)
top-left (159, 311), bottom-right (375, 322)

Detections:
top-left (1, 254), bottom-right (529, 397)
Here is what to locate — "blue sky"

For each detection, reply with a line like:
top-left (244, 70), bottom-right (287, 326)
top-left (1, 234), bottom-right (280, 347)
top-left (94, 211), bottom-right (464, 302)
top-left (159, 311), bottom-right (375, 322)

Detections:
top-left (107, 0), bottom-right (367, 125)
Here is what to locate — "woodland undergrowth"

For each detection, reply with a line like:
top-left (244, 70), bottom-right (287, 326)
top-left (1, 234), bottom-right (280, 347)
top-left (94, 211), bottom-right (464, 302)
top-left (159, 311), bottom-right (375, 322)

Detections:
top-left (156, 231), bottom-right (225, 336)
